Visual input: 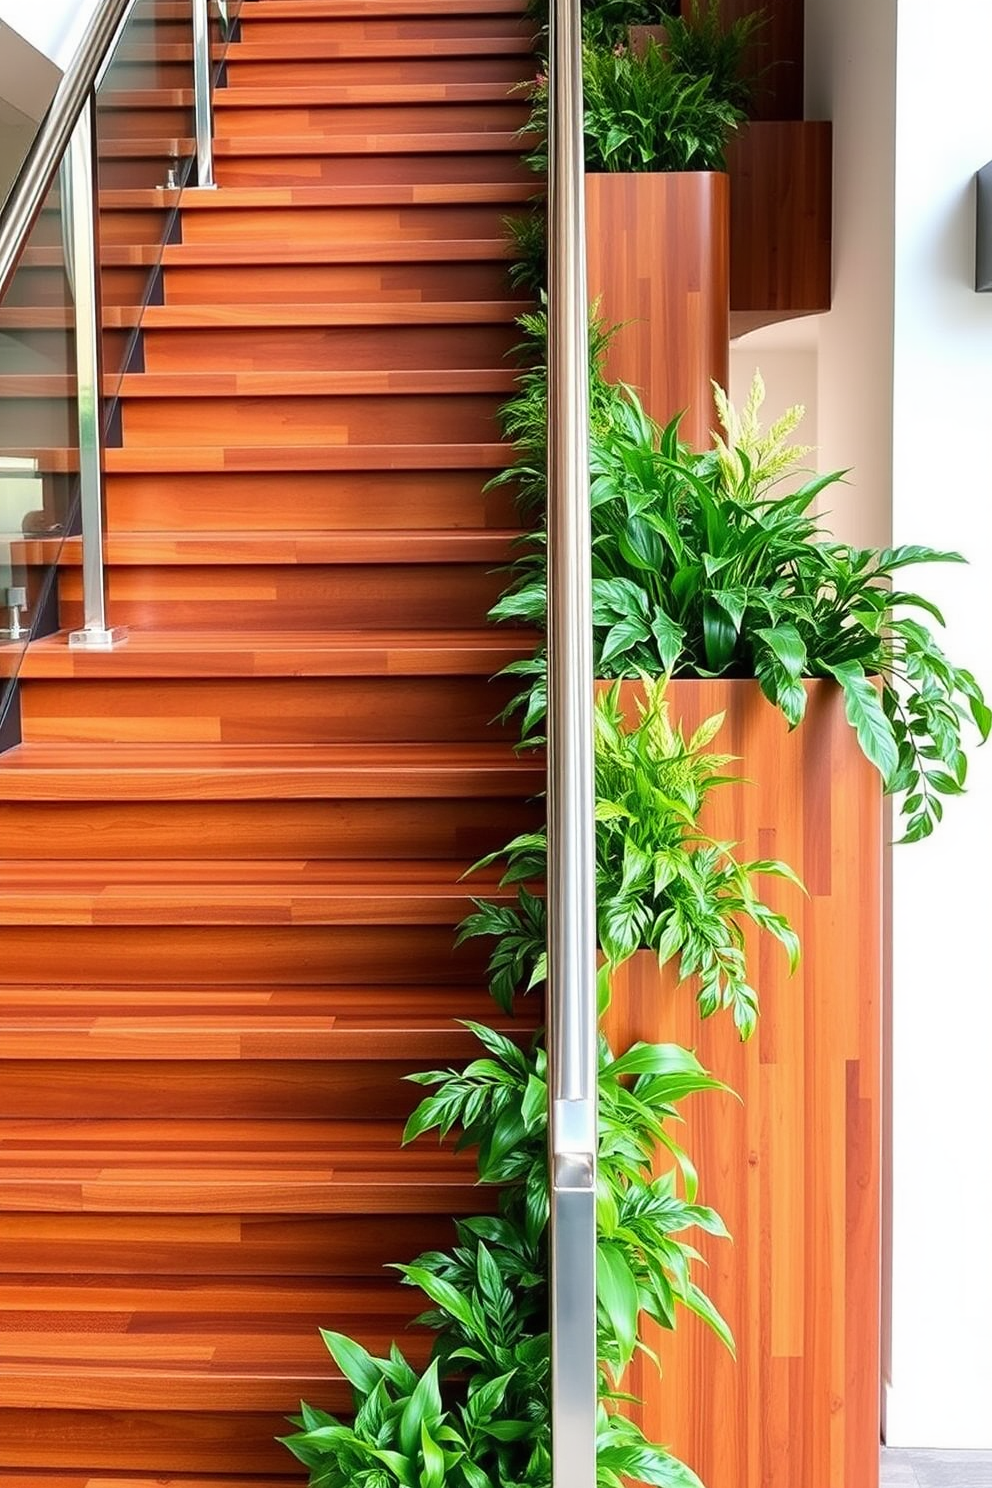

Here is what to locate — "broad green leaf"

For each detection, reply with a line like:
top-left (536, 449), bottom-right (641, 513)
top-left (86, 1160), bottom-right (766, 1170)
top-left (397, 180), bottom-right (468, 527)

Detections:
top-left (319, 1331), bottom-right (382, 1397)
top-left (755, 622), bottom-right (807, 679)
top-left (597, 1241), bottom-right (641, 1373)
top-left (826, 661), bottom-right (899, 785)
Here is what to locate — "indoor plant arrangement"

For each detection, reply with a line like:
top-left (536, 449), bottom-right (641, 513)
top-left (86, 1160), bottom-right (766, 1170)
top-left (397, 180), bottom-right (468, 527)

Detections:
top-left (281, 681), bottom-right (803, 1488)
top-left (489, 324), bottom-right (990, 841)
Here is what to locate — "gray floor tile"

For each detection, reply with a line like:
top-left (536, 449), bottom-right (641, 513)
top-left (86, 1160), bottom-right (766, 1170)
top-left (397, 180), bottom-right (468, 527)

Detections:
top-left (882, 1448), bottom-right (992, 1488)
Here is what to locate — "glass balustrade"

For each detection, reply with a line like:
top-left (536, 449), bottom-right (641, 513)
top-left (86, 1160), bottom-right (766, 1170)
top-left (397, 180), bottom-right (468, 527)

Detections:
top-left (0, 0), bottom-right (239, 739)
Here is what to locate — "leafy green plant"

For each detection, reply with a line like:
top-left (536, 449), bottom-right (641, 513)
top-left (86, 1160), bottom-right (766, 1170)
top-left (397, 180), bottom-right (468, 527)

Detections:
top-left (491, 350), bottom-right (990, 838)
top-left (460, 677), bottom-right (800, 1036)
top-left (526, 39), bottom-right (745, 174)
top-left (579, 0), bottom-right (679, 48)
top-left (663, 0), bottom-right (767, 113)
top-left (286, 1011), bottom-right (731, 1488)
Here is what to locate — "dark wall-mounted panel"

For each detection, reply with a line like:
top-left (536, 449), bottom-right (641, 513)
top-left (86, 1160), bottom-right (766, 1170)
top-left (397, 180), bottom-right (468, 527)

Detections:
top-left (976, 161), bottom-right (992, 291)
top-left (727, 121), bottom-right (832, 337)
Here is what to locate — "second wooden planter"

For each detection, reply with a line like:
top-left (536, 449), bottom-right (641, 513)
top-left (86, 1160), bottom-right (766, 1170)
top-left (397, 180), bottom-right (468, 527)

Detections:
top-left (585, 171), bottom-right (730, 449)
top-left (600, 677), bottom-right (882, 1488)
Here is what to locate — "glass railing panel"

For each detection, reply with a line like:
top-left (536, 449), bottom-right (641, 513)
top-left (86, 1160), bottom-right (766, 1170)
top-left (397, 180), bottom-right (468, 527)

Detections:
top-left (95, 0), bottom-right (197, 391)
top-left (0, 171), bottom-right (79, 732)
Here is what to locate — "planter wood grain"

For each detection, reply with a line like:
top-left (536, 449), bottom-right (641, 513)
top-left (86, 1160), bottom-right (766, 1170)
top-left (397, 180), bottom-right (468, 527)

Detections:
top-left (600, 678), bottom-right (881, 1488)
top-left (585, 172), bottom-right (729, 450)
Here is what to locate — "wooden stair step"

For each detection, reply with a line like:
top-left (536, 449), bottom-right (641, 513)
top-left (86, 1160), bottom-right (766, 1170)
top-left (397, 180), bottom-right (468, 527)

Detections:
top-left (0, 858), bottom-right (515, 925)
top-left (1, 1475), bottom-right (304, 1487)
top-left (0, 1274), bottom-right (427, 1410)
top-left (0, 985), bottom-right (538, 1059)
top-left (0, 1117), bottom-right (483, 1214)
top-left (0, 373), bottom-right (518, 401)
top-left (170, 180), bottom-right (536, 207)
top-left (0, 741), bottom-right (542, 797)
top-left (137, 299), bottom-right (524, 325)
top-left (18, 240), bottom-right (517, 267)
top-left (17, 627), bottom-right (534, 677)
top-left (16, 445), bottom-right (509, 475)
top-left (16, 528), bottom-right (522, 564)
top-left (224, 36), bottom-right (533, 59)
top-left (213, 80), bottom-right (523, 104)
top-left (213, 132), bottom-right (531, 155)
top-left (245, 0), bottom-right (525, 13)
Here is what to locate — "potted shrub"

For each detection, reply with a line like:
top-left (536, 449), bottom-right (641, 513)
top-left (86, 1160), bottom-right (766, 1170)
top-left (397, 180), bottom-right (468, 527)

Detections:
top-left (523, 0), bottom-right (762, 445)
top-left (481, 330), bottom-right (989, 1488)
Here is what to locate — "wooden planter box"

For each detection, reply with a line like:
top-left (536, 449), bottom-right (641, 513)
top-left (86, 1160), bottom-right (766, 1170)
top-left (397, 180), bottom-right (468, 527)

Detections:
top-left (585, 172), bottom-right (729, 450)
top-left (600, 677), bottom-right (881, 1488)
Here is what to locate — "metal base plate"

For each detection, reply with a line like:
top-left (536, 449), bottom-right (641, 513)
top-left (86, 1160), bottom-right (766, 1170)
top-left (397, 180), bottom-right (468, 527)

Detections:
top-left (68, 625), bottom-right (129, 650)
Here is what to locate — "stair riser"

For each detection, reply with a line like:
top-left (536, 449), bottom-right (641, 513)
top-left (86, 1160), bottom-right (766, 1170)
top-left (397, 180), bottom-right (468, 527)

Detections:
top-left (0, 1211), bottom-right (458, 1276)
top-left (0, 1408), bottom-right (337, 1470)
top-left (215, 102), bottom-right (529, 135)
top-left (177, 202), bottom-right (521, 245)
top-left (162, 260), bottom-right (519, 304)
top-left (102, 60), bottom-right (194, 90)
top-left (58, 561), bottom-right (510, 629)
top-left (214, 152), bottom-right (530, 187)
top-left (19, 678), bottom-right (520, 744)
top-left (0, 330), bottom-right (131, 378)
top-left (225, 57), bottom-right (527, 85)
top-left (119, 392), bottom-right (503, 446)
top-left (3, 268), bottom-right (148, 309)
top-left (0, 798), bottom-right (540, 860)
top-left (238, 16), bottom-right (532, 40)
top-left (0, 925), bottom-right (488, 985)
top-left (97, 104), bottom-right (194, 140)
top-left (0, 1061), bottom-right (439, 1119)
top-left (141, 322), bottom-right (519, 371)
top-left (105, 469), bottom-right (518, 531)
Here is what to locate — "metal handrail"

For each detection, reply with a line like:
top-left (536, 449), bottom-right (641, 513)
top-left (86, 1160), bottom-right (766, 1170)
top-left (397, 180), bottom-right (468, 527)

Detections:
top-left (546, 0), bottom-right (598, 1482)
top-left (0, 0), bottom-right (133, 303)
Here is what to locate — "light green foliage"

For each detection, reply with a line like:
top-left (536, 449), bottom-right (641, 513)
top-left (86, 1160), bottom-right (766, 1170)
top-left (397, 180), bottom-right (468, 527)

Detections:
top-left (492, 330), bottom-right (990, 838)
top-left (460, 679), bottom-right (800, 1038)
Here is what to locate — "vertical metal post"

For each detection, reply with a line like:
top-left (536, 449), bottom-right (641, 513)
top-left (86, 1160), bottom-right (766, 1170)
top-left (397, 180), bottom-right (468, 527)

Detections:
top-left (547, 0), bottom-right (598, 1481)
top-left (192, 0), bottom-right (216, 187)
top-left (67, 97), bottom-right (126, 650)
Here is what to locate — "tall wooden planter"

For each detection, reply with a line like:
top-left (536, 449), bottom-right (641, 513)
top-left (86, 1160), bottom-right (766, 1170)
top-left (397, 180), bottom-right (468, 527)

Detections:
top-left (601, 678), bottom-right (881, 1488)
top-left (585, 172), bottom-right (729, 450)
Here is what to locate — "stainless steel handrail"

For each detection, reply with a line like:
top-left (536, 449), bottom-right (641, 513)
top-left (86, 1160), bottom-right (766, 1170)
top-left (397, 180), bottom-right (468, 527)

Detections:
top-left (546, 0), bottom-right (598, 1482)
top-left (0, 0), bottom-right (133, 302)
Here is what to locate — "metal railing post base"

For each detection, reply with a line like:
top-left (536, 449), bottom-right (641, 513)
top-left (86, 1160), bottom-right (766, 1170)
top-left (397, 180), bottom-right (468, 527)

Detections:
top-left (68, 625), bottom-right (129, 649)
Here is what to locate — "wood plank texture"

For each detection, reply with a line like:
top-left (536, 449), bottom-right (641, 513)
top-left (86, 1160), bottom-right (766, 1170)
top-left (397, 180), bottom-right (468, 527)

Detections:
top-left (585, 171), bottom-right (730, 449)
top-left (0, 0), bottom-right (539, 1475)
top-left (728, 122), bottom-right (832, 335)
top-left (601, 678), bottom-right (881, 1488)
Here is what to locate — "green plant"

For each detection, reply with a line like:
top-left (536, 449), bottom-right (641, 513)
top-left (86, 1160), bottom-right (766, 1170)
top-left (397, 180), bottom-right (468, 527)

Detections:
top-left (285, 1013), bottom-right (731, 1488)
top-left (664, 0), bottom-right (767, 113)
top-left (492, 355), bottom-right (990, 839)
top-left (579, 0), bottom-right (679, 48)
top-left (460, 678), bottom-right (800, 1037)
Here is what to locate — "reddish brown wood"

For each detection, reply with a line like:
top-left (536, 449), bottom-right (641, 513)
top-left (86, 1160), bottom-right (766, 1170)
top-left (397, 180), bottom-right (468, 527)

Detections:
top-left (0, 3), bottom-right (540, 1474)
top-left (585, 171), bottom-right (729, 449)
top-left (601, 678), bottom-right (881, 1488)
top-left (728, 121), bottom-right (832, 335)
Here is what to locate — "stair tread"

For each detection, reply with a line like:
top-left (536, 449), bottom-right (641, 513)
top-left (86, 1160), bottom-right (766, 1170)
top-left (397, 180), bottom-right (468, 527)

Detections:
top-left (214, 81), bottom-right (522, 104)
top-left (172, 181), bottom-right (535, 206)
top-left (17, 626), bottom-right (534, 677)
top-left (225, 36), bottom-right (533, 58)
top-left (0, 300), bottom-right (523, 329)
top-left (0, 985), bottom-right (537, 1058)
top-left (0, 740), bottom-right (542, 796)
top-left (213, 131), bottom-right (530, 154)
top-left (244, 0), bottom-right (527, 14)
top-left (0, 371), bottom-right (519, 398)
top-left (22, 444), bottom-right (509, 474)
top-left (21, 239), bottom-right (515, 266)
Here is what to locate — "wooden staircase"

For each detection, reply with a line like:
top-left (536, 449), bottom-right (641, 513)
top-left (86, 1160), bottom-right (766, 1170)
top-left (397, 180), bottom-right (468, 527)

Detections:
top-left (0, 1), bottom-right (540, 1478)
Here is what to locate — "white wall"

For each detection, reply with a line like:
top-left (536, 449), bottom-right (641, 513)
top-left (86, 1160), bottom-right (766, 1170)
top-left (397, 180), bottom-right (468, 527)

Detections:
top-left (0, 0), bottom-right (102, 68)
top-left (885, 0), bottom-right (992, 1450)
top-left (805, 0), bottom-right (992, 1451)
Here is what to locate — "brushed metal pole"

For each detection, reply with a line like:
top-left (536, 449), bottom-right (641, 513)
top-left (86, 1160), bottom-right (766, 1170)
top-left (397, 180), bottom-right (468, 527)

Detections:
top-left (67, 99), bottom-right (126, 650)
top-left (547, 0), bottom-right (598, 1479)
top-left (192, 0), bottom-right (216, 187)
